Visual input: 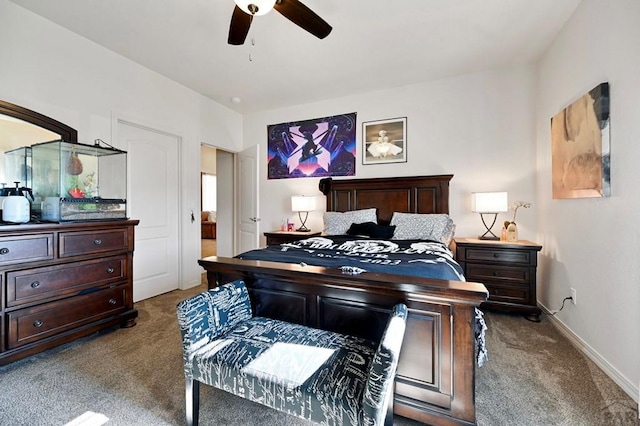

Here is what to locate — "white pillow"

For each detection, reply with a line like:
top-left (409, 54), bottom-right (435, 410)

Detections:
top-left (323, 208), bottom-right (377, 235)
top-left (208, 211), bottom-right (217, 221)
top-left (390, 212), bottom-right (455, 244)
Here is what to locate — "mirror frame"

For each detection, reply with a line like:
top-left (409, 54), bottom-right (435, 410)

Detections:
top-left (0, 99), bottom-right (78, 142)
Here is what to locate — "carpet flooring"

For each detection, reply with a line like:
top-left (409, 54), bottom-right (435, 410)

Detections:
top-left (0, 284), bottom-right (637, 426)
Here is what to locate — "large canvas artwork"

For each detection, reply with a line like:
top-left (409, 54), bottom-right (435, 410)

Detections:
top-left (267, 112), bottom-right (357, 179)
top-left (551, 83), bottom-right (610, 199)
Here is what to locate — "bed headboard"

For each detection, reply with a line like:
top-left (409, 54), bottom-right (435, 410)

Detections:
top-left (319, 175), bottom-right (453, 225)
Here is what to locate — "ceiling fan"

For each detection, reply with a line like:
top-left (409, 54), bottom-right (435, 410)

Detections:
top-left (228, 0), bottom-right (332, 45)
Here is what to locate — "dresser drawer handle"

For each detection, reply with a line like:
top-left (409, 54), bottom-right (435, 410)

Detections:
top-left (0, 247), bottom-right (9, 255)
top-left (493, 253), bottom-right (500, 258)
top-left (94, 239), bottom-right (102, 245)
top-left (493, 289), bottom-right (500, 295)
top-left (108, 298), bottom-right (117, 305)
top-left (493, 271), bottom-right (500, 277)
top-left (107, 267), bottom-right (115, 274)
top-left (31, 281), bottom-right (41, 288)
top-left (33, 320), bottom-right (43, 328)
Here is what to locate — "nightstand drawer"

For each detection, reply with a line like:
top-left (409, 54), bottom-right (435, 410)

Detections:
top-left (486, 284), bottom-right (530, 304)
top-left (264, 231), bottom-right (321, 246)
top-left (465, 264), bottom-right (529, 285)
top-left (463, 248), bottom-right (532, 265)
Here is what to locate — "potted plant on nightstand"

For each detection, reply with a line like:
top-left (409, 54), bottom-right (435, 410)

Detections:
top-left (504, 201), bottom-right (531, 242)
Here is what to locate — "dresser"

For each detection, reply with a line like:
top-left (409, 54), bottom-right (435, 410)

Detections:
top-left (264, 230), bottom-right (321, 246)
top-left (0, 220), bottom-right (139, 364)
top-left (454, 238), bottom-right (542, 321)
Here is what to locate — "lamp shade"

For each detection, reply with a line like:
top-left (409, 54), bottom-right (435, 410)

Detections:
top-left (471, 192), bottom-right (508, 213)
top-left (233, 0), bottom-right (276, 15)
top-left (291, 196), bottom-right (316, 212)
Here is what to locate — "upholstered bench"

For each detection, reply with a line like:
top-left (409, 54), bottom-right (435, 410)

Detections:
top-left (176, 280), bottom-right (408, 426)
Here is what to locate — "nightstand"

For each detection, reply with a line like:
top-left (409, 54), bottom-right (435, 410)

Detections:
top-left (264, 230), bottom-right (321, 246)
top-left (454, 238), bottom-right (542, 321)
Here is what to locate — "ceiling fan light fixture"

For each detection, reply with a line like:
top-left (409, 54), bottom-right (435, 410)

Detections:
top-left (234, 0), bottom-right (276, 16)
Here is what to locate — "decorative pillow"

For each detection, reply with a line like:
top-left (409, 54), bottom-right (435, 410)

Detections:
top-left (390, 212), bottom-right (455, 245)
top-left (347, 222), bottom-right (396, 240)
top-left (323, 208), bottom-right (377, 235)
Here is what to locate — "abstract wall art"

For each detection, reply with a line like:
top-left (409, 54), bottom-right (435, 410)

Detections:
top-left (267, 112), bottom-right (357, 179)
top-left (551, 82), bottom-right (610, 199)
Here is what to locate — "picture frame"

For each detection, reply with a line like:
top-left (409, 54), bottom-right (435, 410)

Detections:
top-left (551, 82), bottom-right (610, 198)
top-left (362, 117), bottom-right (407, 165)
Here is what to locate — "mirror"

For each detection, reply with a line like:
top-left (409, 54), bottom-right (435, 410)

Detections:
top-left (0, 100), bottom-right (77, 187)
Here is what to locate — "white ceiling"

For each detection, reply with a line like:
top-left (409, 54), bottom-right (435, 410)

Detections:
top-left (11, 0), bottom-right (582, 114)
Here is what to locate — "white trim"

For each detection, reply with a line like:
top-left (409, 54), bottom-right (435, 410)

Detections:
top-left (539, 302), bottom-right (639, 404)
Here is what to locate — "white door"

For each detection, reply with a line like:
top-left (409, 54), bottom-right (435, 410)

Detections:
top-left (237, 144), bottom-right (260, 254)
top-left (118, 120), bottom-right (180, 301)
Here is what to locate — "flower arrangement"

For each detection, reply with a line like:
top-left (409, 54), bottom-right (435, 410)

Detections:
top-left (510, 201), bottom-right (531, 223)
top-left (504, 201), bottom-right (531, 229)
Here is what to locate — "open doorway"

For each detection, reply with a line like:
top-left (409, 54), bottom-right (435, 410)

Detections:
top-left (201, 145), bottom-right (217, 258)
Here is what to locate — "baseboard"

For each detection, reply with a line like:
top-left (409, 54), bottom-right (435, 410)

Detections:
top-left (539, 303), bottom-right (639, 404)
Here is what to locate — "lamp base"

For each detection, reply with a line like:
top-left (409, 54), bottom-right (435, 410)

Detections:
top-left (478, 235), bottom-right (500, 241)
top-left (478, 213), bottom-right (500, 241)
top-left (296, 227), bottom-right (311, 232)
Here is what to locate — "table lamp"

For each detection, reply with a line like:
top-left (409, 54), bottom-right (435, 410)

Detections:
top-left (471, 192), bottom-right (508, 240)
top-left (291, 195), bottom-right (316, 232)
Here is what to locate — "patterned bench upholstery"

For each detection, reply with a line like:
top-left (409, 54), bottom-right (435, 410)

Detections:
top-left (176, 280), bottom-right (408, 426)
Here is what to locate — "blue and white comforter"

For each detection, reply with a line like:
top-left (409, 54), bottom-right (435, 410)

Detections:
top-left (237, 235), bottom-right (465, 281)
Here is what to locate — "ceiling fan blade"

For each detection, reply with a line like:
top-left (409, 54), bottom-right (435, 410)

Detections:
top-left (228, 5), bottom-right (253, 45)
top-left (274, 0), bottom-right (332, 39)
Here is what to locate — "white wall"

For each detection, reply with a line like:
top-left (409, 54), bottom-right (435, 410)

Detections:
top-left (0, 0), bottom-right (242, 290)
top-left (243, 65), bottom-right (538, 245)
top-left (535, 0), bottom-right (640, 400)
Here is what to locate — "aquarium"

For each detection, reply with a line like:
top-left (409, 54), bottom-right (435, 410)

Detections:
top-left (4, 146), bottom-right (32, 189)
top-left (31, 140), bottom-right (127, 221)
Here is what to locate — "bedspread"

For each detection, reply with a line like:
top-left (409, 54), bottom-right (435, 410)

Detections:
top-left (237, 236), bottom-right (465, 281)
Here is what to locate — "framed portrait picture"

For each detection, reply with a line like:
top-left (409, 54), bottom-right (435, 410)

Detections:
top-left (362, 117), bottom-right (407, 165)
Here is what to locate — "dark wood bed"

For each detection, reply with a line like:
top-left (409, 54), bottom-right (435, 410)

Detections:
top-left (199, 175), bottom-right (488, 425)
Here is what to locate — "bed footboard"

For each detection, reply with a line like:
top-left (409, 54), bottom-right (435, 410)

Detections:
top-left (199, 256), bottom-right (488, 426)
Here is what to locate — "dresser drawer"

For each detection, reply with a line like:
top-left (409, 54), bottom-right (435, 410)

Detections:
top-left (465, 264), bottom-right (530, 285)
top-left (59, 228), bottom-right (130, 257)
top-left (461, 247), bottom-right (533, 266)
top-left (0, 234), bottom-right (54, 266)
top-left (7, 285), bottom-right (128, 349)
top-left (6, 255), bottom-right (127, 307)
top-left (485, 283), bottom-right (530, 304)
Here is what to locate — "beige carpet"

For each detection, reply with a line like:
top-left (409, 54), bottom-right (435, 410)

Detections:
top-left (201, 238), bottom-right (217, 257)
top-left (0, 284), bottom-right (637, 426)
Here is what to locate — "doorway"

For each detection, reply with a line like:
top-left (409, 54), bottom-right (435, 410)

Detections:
top-left (201, 144), bottom-right (217, 258)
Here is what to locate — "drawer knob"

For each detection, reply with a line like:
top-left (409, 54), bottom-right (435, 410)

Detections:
top-left (31, 281), bottom-right (41, 289)
top-left (107, 267), bottom-right (115, 274)
top-left (0, 247), bottom-right (9, 255)
top-left (94, 239), bottom-right (102, 245)
top-left (493, 253), bottom-right (500, 258)
top-left (493, 271), bottom-right (500, 277)
top-left (108, 298), bottom-right (117, 305)
top-left (33, 320), bottom-right (43, 328)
